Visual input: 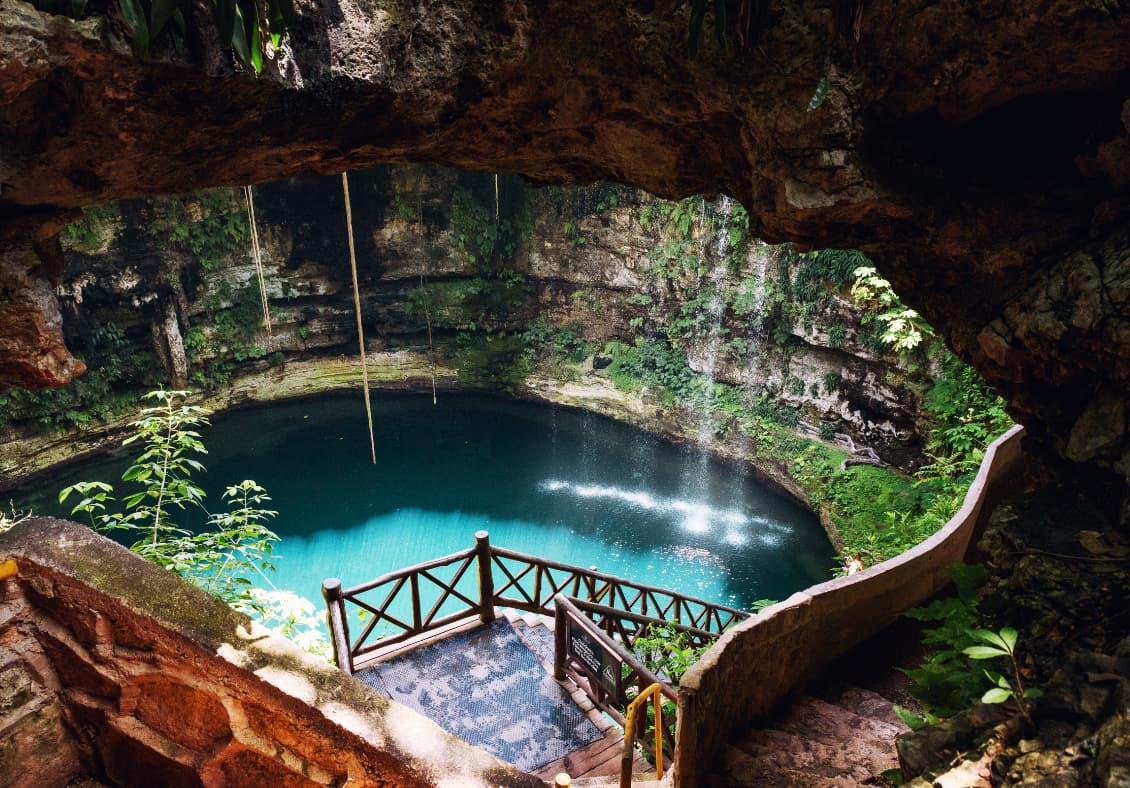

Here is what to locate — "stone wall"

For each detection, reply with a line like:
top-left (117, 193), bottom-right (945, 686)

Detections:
top-left (672, 425), bottom-right (1028, 786)
top-left (0, 518), bottom-right (540, 788)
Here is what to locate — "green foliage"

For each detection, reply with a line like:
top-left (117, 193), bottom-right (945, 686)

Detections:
top-left (450, 188), bottom-right (493, 264)
top-left (407, 274), bottom-right (529, 332)
top-left (921, 355), bottom-right (1012, 482)
top-left (63, 203), bottom-right (120, 250)
top-left (899, 566), bottom-right (1041, 726)
top-left (234, 589), bottom-right (331, 658)
top-left (572, 288), bottom-right (603, 313)
top-left (827, 323), bottom-right (847, 349)
top-left (393, 194), bottom-right (417, 222)
top-left (670, 288), bottom-right (728, 343)
top-left (900, 563), bottom-right (990, 718)
top-left (850, 265), bottom-right (932, 353)
top-left (562, 220), bottom-right (587, 247)
top-left (112, 0), bottom-right (293, 74)
top-left (807, 76), bottom-right (830, 111)
top-left (148, 189), bottom-right (248, 272)
top-left (450, 332), bottom-right (529, 386)
top-left (793, 249), bottom-right (865, 306)
top-left (58, 389), bottom-right (328, 657)
top-left (0, 323), bottom-right (153, 429)
top-left (603, 337), bottom-right (702, 407)
top-left (522, 320), bottom-right (595, 367)
top-left (634, 624), bottom-right (707, 685)
top-left (963, 628), bottom-right (1042, 721)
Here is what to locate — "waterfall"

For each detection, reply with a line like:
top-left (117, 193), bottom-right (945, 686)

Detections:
top-left (681, 195), bottom-right (733, 511)
top-left (696, 197), bottom-right (732, 442)
top-left (744, 241), bottom-right (773, 388)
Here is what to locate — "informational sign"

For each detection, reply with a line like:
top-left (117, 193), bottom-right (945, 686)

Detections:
top-left (568, 617), bottom-right (622, 699)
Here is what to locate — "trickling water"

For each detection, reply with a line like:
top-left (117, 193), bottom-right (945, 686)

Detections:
top-left (693, 196), bottom-right (733, 446)
top-left (744, 240), bottom-right (774, 386)
top-left (11, 395), bottom-right (835, 614)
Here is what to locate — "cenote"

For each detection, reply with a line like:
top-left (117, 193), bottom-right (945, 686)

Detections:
top-left (14, 393), bottom-right (835, 612)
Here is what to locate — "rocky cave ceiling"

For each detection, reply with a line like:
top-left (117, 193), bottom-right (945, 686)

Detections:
top-left (0, 0), bottom-right (1128, 491)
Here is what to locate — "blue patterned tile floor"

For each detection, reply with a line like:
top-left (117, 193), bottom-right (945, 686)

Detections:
top-left (356, 619), bottom-right (603, 772)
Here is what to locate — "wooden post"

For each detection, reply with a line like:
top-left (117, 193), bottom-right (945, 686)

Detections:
top-left (410, 573), bottom-right (422, 631)
top-left (476, 531), bottom-right (496, 624)
top-left (553, 602), bottom-right (567, 681)
top-left (321, 578), bottom-right (354, 674)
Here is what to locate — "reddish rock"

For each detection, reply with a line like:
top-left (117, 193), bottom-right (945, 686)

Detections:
top-left (132, 675), bottom-right (232, 753)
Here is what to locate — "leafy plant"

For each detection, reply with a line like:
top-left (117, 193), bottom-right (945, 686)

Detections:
top-left (899, 564), bottom-right (991, 719)
top-left (234, 588), bottom-right (331, 658)
top-left (964, 628), bottom-right (1041, 725)
top-left (850, 266), bottom-right (932, 353)
top-left (56, 389), bottom-right (325, 657)
top-left (676, 0), bottom-right (772, 58)
top-left (114, 0), bottom-right (294, 74)
top-left (634, 624), bottom-right (708, 684)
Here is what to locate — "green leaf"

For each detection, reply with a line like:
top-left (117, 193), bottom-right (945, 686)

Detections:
top-left (118, 0), bottom-right (151, 56)
top-left (981, 688), bottom-right (1013, 704)
top-left (231, 4), bottom-right (252, 67)
top-left (1023, 688), bottom-right (1044, 700)
top-left (150, 0), bottom-right (175, 40)
top-left (213, 0), bottom-right (237, 49)
top-left (963, 646), bottom-right (1009, 660)
top-left (972, 629), bottom-right (1011, 651)
top-left (893, 705), bottom-right (926, 731)
top-left (248, 4), bottom-right (263, 73)
top-left (999, 627), bottom-right (1018, 653)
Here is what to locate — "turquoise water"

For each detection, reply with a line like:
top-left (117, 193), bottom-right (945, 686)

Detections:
top-left (12, 394), bottom-right (835, 613)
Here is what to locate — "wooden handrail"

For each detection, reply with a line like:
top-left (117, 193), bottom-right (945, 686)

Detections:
top-left (554, 595), bottom-right (678, 769)
top-left (326, 533), bottom-right (750, 676)
top-left (342, 547), bottom-right (475, 596)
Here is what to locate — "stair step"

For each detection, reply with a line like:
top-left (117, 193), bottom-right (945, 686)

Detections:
top-left (720, 743), bottom-right (865, 787)
top-left (818, 685), bottom-right (908, 729)
top-left (737, 726), bottom-right (899, 784)
top-left (777, 695), bottom-right (905, 747)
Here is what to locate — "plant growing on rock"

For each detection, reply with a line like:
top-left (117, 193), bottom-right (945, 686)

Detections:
top-left (964, 628), bottom-right (1042, 726)
top-left (58, 389), bottom-right (328, 658)
top-left (850, 265), bottom-right (932, 353)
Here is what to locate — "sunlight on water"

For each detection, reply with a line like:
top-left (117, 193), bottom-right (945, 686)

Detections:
top-left (13, 394), bottom-right (836, 613)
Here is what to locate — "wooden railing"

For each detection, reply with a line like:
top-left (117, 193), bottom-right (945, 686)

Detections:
top-left (322, 530), bottom-right (750, 675)
top-left (323, 531), bottom-right (745, 783)
top-left (553, 595), bottom-right (679, 757)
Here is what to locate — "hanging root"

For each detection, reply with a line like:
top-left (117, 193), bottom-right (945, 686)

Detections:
top-left (244, 185), bottom-right (273, 337)
top-left (342, 172), bottom-right (377, 464)
top-left (420, 265), bottom-right (438, 405)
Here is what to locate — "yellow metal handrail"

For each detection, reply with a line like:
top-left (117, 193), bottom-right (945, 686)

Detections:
top-left (620, 682), bottom-right (664, 788)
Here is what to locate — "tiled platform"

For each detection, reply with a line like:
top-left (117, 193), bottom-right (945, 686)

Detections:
top-left (356, 617), bottom-right (604, 772)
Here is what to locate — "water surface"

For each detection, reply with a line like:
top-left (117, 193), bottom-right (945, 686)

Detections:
top-left (13, 394), bottom-right (835, 611)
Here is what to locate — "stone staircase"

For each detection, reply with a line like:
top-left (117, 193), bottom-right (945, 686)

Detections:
top-left (714, 685), bottom-right (909, 787)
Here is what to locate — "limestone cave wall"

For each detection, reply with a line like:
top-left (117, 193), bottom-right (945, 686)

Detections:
top-left (0, 164), bottom-right (937, 482)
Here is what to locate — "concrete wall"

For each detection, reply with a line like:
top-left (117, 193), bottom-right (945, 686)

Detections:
top-left (674, 425), bottom-right (1027, 787)
top-left (0, 518), bottom-right (540, 788)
